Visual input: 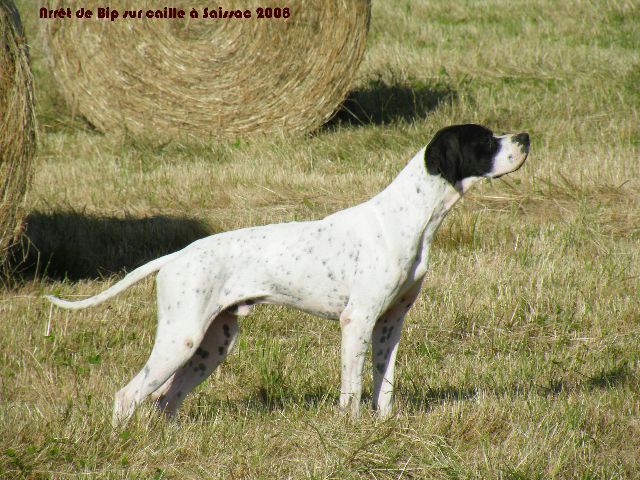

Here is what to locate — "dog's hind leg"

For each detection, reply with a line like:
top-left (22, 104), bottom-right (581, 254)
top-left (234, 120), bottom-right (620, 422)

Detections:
top-left (111, 311), bottom-right (214, 426)
top-left (152, 311), bottom-right (240, 417)
top-left (111, 271), bottom-right (224, 426)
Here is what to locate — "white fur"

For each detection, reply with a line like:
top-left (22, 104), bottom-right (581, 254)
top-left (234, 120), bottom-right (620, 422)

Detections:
top-left (490, 135), bottom-right (528, 178)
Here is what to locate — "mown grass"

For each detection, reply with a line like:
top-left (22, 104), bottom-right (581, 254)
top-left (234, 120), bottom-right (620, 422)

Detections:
top-left (1, 0), bottom-right (639, 478)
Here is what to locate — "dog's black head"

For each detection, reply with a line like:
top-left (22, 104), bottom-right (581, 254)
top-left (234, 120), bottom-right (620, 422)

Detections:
top-left (425, 124), bottom-right (529, 188)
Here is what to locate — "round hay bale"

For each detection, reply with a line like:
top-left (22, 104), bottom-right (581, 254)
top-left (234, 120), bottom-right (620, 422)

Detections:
top-left (44, 1), bottom-right (370, 139)
top-left (0, 0), bottom-right (36, 263)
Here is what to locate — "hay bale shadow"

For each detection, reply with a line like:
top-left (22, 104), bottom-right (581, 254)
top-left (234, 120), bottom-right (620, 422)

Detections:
top-left (7, 210), bottom-right (211, 281)
top-left (325, 79), bottom-right (456, 128)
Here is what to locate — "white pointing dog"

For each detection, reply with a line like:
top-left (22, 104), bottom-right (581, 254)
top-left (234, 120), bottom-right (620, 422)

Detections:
top-left (47, 124), bottom-right (530, 425)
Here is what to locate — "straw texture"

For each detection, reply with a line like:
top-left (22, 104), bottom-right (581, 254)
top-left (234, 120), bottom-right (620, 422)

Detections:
top-left (44, 1), bottom-right (370, 139)
top-left (0, 0), bottom-right (36, 263)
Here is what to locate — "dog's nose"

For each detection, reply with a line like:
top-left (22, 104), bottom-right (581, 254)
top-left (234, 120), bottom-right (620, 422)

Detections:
top-left (513, 132), bottom-right (530, 153)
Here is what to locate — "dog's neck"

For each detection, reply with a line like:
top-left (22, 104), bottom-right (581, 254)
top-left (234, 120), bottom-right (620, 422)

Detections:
top-left (371, 147), bottom-right (461, 227)
top-left (368, 148), bottom-right (471, 278)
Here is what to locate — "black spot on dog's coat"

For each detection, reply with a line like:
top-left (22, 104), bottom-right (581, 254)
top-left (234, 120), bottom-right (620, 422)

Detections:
top-left (196, 348), bottom-right (210, 359)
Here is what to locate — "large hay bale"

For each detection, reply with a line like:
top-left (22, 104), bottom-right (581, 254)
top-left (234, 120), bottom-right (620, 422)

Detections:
top-left (0, 0), bottom-right (36, 263)
top-left (43, 1), bottom-right (370, 139)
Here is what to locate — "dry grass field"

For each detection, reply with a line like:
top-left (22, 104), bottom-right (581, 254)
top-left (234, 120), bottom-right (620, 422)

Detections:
top-left (1, 0), bottom-right (639, 478)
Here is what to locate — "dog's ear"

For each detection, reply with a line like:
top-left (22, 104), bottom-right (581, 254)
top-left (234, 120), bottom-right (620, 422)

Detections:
top-left (425, 124), bottom-right (498, 186)
top-left (424, 130), bottom-right (461, 186)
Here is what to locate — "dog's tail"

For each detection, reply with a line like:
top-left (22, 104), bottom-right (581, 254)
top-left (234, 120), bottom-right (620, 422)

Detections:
top-left (45, 251), bottom-right (181, 310)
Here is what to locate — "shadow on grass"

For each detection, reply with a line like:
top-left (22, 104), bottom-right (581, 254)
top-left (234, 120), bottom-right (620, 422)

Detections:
top-left (185, 390), bottom-right (336, 421)
top-left (586, 362), bottom-right (634, 390)
top-left (250, 389), bottom-right (336, 413)
top-left (255, 388), bottom-right (336, 412)
top-left (171, 361), bottom-right (637, 421)
top-left (7, 210), bottom-right (211, 281)
top-left (324, 79), bottom-right (456, 128)
top-left (399, 361), bottom-right (636, 413)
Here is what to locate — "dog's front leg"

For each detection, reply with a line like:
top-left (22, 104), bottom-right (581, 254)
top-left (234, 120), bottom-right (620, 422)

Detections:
top-left (339, 308), bottom-right (377, 417)
top-left (371, 281), bottom-right (423, 417)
